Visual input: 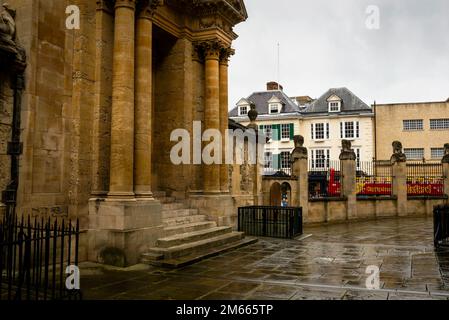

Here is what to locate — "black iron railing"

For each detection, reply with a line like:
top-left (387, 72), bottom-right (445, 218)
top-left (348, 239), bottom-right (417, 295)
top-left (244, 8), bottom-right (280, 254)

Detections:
top-left (434, 205), bottom-right (449, 248)
top-left (238, 206), bottom-right (302, 239)
top-left (0, 214), bottom-right (81, 300)
top-left (308, 160), bottom-right (341, 199)
top-left (356, 161), bottom-right (393, 197)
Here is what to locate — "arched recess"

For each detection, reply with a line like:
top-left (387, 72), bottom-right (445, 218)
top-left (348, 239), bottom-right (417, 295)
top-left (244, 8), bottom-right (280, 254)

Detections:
top-left (270, 182), bottom-right (282, 206)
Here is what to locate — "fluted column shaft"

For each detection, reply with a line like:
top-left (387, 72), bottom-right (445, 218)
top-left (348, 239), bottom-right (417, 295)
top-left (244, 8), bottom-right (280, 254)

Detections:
top-left (204, 43), bottom-right (221, 193)
top-left (134, 5), bottom-right (153, 199)
top-left (108, 0), bottom-right (136, 198)
top-left (219, 51), bottom-right (231, 193)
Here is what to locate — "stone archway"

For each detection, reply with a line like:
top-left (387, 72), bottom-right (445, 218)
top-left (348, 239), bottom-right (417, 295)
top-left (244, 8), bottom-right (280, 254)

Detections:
top-left (270, 182), bottom-right (282, 206)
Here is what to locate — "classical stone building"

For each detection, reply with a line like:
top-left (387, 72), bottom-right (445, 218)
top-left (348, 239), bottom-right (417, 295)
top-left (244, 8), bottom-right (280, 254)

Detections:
top-left (0, 0), bottom-right (261, 267)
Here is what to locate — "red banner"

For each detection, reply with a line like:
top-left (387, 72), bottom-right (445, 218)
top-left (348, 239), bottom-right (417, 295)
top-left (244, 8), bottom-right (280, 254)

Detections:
top-left (407, 183), bottom-right (444, 196)
top-left (358, 183), bottom-right (392, 195)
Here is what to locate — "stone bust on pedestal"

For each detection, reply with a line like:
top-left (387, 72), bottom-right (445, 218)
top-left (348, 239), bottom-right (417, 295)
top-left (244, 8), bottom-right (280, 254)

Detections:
top-left (291, 135), bottom-right (308, 160)
top-left (0, 3), bottom-right (26, 66)
top-left (390, 141), bottom-right (407, 164)
top-left (442, 143), bottom-right (449, 164)
top-left (339, 140), bottom-right (356, 161)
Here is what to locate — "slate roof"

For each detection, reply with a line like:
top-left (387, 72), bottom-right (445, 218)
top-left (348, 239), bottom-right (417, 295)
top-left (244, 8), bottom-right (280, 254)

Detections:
top-left (228, 90), bottom-right (301, 117)
top-left (302, 87), bottom-right (372, 115)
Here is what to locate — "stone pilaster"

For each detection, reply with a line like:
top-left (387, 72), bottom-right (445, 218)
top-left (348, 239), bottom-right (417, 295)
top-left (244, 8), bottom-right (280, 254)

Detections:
top-left (134, 1), bottom-right (156, 199)
top-left (340, 140), bottom-right (357, 220)
top-left (219, 48), bottom-right (233, 193)
top-left (291, 136), bottom-right (308, 220)
top-left (203, 40), bottom-right (222, 194)
top-left (108, 0), bottom-right (136, 199)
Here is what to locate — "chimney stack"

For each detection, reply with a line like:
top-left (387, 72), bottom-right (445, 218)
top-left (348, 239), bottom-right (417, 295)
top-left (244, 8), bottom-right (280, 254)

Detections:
top-left (267, 81), bottom-right (283, 91)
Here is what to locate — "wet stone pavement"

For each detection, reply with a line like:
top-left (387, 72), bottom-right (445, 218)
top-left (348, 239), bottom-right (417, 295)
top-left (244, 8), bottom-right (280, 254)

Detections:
top-left (81, 217), bottom-right (449, 300)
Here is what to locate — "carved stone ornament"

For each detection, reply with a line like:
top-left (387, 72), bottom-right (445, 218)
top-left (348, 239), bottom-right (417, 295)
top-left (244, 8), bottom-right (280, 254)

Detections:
top-left (291, 135), bottom-right (308, 160)
top-left (390, 141), bottom-right (407, 164)
top-left (442, 143), bottom-right (449, 164)
top-left (0, 3), bottom-right (26, 68)
top-left (339, 140), bottom-right (356, 161)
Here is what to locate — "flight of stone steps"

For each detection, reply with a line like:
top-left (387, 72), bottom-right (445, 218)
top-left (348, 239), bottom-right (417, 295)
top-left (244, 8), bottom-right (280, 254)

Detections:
top-left (141, 191), bottom-right (257, 268)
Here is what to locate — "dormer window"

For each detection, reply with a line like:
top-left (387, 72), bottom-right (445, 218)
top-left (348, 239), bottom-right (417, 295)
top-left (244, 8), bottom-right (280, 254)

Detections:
top-left (329, 101), bottom-right (341, 112)
top-left (269, 104), bottom-right (280, 114)
top-left (239, 105), bottom-right (248, 116)
top-left (327, 94), bottom-right (342, 113)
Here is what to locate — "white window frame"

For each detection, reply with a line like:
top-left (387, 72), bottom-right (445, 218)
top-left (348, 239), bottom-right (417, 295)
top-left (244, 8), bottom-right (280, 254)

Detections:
top-left (280, 151), bottom-right (291, 169)
top-left (404, 148), bottom-right (425, 160)
top-left (430, 119), bottom-right (449, 130)
top-left (311, 123), bottom-right (329, 141)
top-left (311, 149), bottom-right (330, 169)
top-left (281, 124), bottom-right (290, 141)
top-left (238, 105), bottom-right (248, 116)
top-left (261, 125), bottom-right (273, 141)
top-left (328, 101), bottom-right (341, 112)
top-left (431, 148), bottom-right (445, 159)
top-left (264, 152), bottom-right (273, 169)
top-left (403, 120), bottom-right (424, 131)
top-left (269, 103), bottom-right (280, 114)
top-left (340, 121), bottom-right (360, 139)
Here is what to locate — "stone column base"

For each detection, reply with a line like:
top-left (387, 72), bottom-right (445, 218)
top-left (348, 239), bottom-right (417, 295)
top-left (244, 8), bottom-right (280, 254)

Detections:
top-left (87, 198), bottom-right (163, 267)
top-left (188, 194), bottom-right (235, 228)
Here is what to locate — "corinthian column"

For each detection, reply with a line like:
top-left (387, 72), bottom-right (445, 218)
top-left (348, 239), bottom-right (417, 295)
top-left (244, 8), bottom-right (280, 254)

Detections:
top-left (219, 48), bottom-right (234, 193)
top-left (108, 0), bottom-right (136, 199)
top-left (203, 41), bottom-right (222, 194)
top-left (134, 1), bottom-right (156, 199)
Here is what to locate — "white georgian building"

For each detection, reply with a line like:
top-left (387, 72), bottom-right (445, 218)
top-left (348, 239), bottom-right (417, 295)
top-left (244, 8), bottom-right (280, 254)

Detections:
top-left (229, 83), bottom-right (375, 173)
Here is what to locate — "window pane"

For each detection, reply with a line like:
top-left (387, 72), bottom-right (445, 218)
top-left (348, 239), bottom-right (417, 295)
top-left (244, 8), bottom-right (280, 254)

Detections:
top-left (345, 122), bottom-right (354, 138)
top-left (404, 148), bottom-right (424, 160)
top-left (403, 120), bottom-right (423, 131)
top-left (315, 123), bottom-right (324, 139)
top-left (430, 119), bottom-right (449, 130)
top-left (431, 148), bottom-right (445, 159)
top-left (281, 124), bottom-right (290, 140)
top-left (280, 152), bottom-right (290, 169)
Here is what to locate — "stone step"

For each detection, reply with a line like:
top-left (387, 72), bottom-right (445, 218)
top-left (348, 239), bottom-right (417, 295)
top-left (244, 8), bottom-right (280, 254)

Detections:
top-left (156, 226), bottom-right (232, 248)
top-left (158, 196), bottom-right (176, 204)
top-left (162, 202), bottom-right (186, 211)
top-left (162, 209), bottom-right (198, 219)
top-left (163, 215), bottom-right (208, 226)
top-left (153, 191), bottom-right (167, 198)
top-left (147, 232), bottom-right (246, 260)
top-left (164, 221), bottom-right (218, 237)
top-left (140, 252), bottom-right (164, 263)
top-left (146, 237), bottom-right (258, 268)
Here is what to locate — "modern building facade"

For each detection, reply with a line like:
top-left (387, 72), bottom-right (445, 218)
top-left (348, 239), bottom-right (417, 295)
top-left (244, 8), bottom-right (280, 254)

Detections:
top-left (375, 100), bottom-right (449, 161)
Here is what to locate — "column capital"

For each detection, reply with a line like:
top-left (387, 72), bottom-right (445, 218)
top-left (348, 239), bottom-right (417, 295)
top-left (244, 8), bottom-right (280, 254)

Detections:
top-left (219, 47), bottom-right (235, 66)
top-left (114, 0), bottom-right (136, 10)
top-left (96, 0), bottom-right (114, 13)
top-left (194, 40), bottom-right (226, 61)
top-left (136, 0), bottom-right (160, 19)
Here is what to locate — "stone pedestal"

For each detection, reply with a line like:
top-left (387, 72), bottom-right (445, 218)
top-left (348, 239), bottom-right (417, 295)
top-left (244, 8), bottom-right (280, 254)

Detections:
top-left (291, 136), bottom-right (309, 221)
top-left (189, 194), bottom-right (235, 228)
top-left (392, 161), bottom-right (407, 216)
top-left (88, 198), bottom-right (163, 266)
top-left (443, 162), bottom-right (449, 205)
top-left (340, 159), bottom-right (357, 220)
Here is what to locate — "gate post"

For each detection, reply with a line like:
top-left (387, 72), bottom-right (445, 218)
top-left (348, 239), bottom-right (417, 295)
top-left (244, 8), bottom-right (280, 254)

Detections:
top-left (443, 144), bottom-right (449, 204)
top-left (340, 140), bottom-right (357, 220)
top-left (391, 141), bottom-right (408, 216)
top-left (291, 136), bottom-right (308, 221)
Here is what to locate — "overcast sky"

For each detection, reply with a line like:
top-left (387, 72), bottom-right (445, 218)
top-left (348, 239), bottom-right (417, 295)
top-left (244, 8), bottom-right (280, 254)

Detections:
top-left (229, 0), bottom-right (449, 109)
